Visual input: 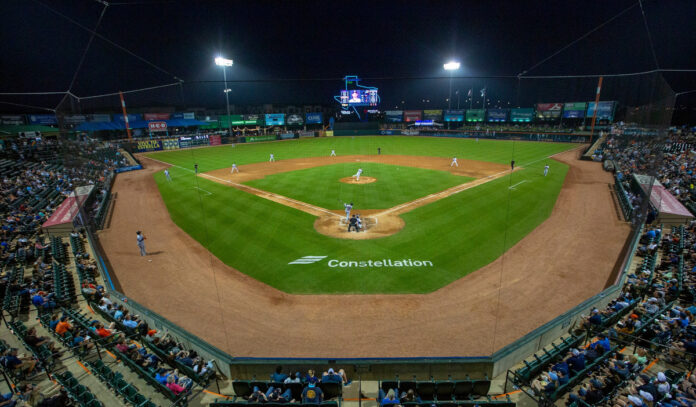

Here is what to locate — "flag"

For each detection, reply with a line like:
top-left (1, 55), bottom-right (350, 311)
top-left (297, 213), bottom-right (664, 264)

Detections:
top-left (480, 88), bottom-right (486, 98)
top-left (467, 89), bottom-right (472, 97)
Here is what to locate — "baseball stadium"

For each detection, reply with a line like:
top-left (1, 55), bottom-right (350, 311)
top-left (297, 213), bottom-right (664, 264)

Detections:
top-left (1, 1), bottom-right (696, 406)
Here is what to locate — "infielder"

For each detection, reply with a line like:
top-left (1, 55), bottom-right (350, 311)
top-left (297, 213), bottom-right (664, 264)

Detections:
top-left (164, 169), bottom-right (172, 181)
top-left (330, 149), bottom-right (336, 157)
top-left (344, 202), bottom-right (353, 222)
top-left (353, 168), bottom-right (363, 181)
top-left (136, 231), bottom-right (147, 256)
top-left (544, 164), bottom-right (549, 176)
top-left (231, 163), bottom-right (239, 173)
top-left (450, 157), bottom-right (459, 167)
top-left (269, 153), bottom-right (275, 162)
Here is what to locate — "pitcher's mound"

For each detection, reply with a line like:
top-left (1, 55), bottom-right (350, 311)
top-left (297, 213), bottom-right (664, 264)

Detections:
top-left (340, 176), bottom-right (377, 184)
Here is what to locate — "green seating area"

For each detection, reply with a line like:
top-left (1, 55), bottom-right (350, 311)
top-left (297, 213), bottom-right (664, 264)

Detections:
top-left (51, 236), bottom-right (67, 263)
top-left (614, 176), bottom-right (634, 220)
top-left (511, 335), bottom-right (583, 385)
top-left (112, 348), bottom-right (188, 404)
top-left (86, 359), bottom-right (158, 407)
top-left (7, 319), bottom-right (57, 368)
top-left (52, 261), bottom-right (76, 304)
top-left (1, 265), bottom-right (26, 317)
top-left (379, 376), bottom-right (491, 401)
top-left (53, 370), bottom-right (103, 407)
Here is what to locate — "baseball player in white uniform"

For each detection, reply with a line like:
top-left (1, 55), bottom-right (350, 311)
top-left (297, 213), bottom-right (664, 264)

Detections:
top-left (164, 169), bottom-right (172, 181)
top-left (450, 157), bottom-right (458, 167)
top-left (356, 214), bottom-right (363, 231)
top-left (231, 163), bottom-right (239, 173)
top-left (344, 202), bottom-right (353, 222)
top-left (330, 149), bottom-right (336, 157)
top-left (269, 153), bottom-right (275, 162)
top-left (544, 164), bottom-right (550, 176)
top-left (353, 168), bottom-right (363, 181)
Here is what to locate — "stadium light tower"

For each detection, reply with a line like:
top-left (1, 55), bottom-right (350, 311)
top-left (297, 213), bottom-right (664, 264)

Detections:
top-left (215, 56), bottom-right (234, 138)
top-left (443, 61), bottom-right (460, 110)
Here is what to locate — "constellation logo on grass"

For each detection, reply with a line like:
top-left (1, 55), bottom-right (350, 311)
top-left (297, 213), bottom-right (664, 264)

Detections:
top-left (288, 256), bottom-right (434, 268)
top-left (288, 256), bottom-right (328, 265)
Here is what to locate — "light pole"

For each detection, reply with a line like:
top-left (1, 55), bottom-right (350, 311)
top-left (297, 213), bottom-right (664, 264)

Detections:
top-left (215, 56), bottom-right (234, 138)
top-left (443, 61), bottom-right (461, 110)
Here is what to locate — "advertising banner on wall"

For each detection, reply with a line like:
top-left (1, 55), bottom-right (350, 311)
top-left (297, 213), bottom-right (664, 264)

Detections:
top-left (162, 139), bottom-right (180, 150)
top-left (265, 114), bottom-right (285, 126)
top-left (89, 114), bottom-right (111, 122)
top-left (443, 110), bottom-right (465, 122)
top-left (466, 109), bottom-right (485, 122)
top-left (63, 115), bottom-right (88, 125)
top-left (114, 113), bottom-right (142, 122)
top-left (298, 130), bottom-right (315, 138)
top-left (148, 121), bottom-right (168, 132)
top-left (487, 109), bottom-right (508, 122)
top-left (246, 135), bottom-right (277, 143)
top-left (143, 113), bottom-right (171, 121)
top-left (136, 140), bottom-right (163, 152)
top-left (423, 109), bottom-right (443, 121)
top-left (244, 114), bottom-right (264, 125)
top-left (209, 135), bottom-right (222, 146)
top-left (403, 110), bottom-right (422, 122)
top-left (587, 101), bottom-right (616, 121)
top-left (0, 115), bottom-right (26, 125)
top-left (286, 114), bottom-right (304, 125)
top-left (28, 114), bottom-right (58, 125)
top-left (305, 112), bottom-right (323, 124)
top-left (171, 112), bottom-right (195, 120)
top-left (536, 103), bottom-right (563, 119)
top-left (562, 102), bottom-right (587, 118)
top-left (510, 108), bottom-right (534, 122)
top-left (385, 110), bottom-right (403, 122)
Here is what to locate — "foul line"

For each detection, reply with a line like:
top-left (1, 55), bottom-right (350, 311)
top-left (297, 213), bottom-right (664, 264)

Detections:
top-left (193, 186), bottom-right (213, 195)
top-left (509, 180), bottom-right (528, 189)
top-left (142, 156), bottom-right (339, 218)
top-left (142, 145), bottom-right (582, 220)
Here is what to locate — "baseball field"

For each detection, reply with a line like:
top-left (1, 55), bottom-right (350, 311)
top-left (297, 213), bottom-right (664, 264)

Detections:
top-left (144, 136), bottom-right (576, 294)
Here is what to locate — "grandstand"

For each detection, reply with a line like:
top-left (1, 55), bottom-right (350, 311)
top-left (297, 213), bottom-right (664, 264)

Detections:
top-left (3, 1), bottom-right (696, 406)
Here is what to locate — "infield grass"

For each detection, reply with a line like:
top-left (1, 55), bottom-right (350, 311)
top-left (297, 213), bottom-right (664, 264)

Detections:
top-left (147, 136), bottom-right (576, 294)
top-left (245, 162), bottom-right (474, 209)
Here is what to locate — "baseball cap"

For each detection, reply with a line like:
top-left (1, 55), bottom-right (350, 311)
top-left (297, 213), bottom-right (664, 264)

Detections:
top-left (308, 383), bottom-right (316, 388)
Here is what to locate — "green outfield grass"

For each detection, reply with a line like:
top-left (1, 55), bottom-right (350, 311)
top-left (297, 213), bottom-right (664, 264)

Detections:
top-left (148, 136), bottom-right (576, 294)
top-left (244, 162), bottom-right (473, 210)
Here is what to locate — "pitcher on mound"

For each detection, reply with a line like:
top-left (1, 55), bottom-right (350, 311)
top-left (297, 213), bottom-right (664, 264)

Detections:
top-left (353, 168), bottom-right (363, 181)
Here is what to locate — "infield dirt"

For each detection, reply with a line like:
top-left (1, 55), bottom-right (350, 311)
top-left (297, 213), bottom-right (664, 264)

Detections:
top-left (97, 148), bottom-right (630, 358)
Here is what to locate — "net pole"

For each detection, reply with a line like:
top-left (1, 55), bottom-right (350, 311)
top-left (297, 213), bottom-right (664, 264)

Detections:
top-left (588, 76), bottom-right (604, 145)
top-left (118, 91), bottom-right (132, 140)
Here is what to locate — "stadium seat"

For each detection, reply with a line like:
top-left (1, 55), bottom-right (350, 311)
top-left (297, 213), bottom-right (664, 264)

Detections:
top-left (435, 381), bottom-right (454, 401)
top-left (232, 380), bottom-right (252, 398)
top-left (472, 378), bottom-right (491, 397)
top-left (416, 381), bottom-right (436, 401)
top-left (452, 380), bottom-right (473, 400)
top-left (319, 382), bottom-right (342, 400)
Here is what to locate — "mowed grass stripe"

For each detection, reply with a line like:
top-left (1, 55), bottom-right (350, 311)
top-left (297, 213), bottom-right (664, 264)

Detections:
top-left (244, 162), bottom-right (473, 210)
top-left (151, 138), bottom-right (574, 294)
top-left (146, 136), bottom-right (574, 172)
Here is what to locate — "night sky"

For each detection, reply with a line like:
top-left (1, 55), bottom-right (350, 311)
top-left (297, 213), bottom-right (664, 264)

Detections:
top-left (1, 0), bottom-right (694, 117)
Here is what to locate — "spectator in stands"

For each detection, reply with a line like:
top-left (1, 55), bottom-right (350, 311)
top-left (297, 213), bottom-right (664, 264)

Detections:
top-left (0, 348), bottom-right (37, 376)
top-left (380, 388), bottom-right (399, 405)
top-left (267, 386), bottom-right (294, 403)
top-left (400, 388), bottom-right (422, 403)
top-left (566, 349), bottom-right (586, 376)
top-left (302, 382), bottom-right (323, 403)
top-left (248, 387), bottom-right (268, 403)
top-left (323, 367), bottom-right (349, 385)
top-left (271, 365), bottom-right (288, 382)
top-left (306, 369), bottom-right (320, 384)
top-left (284, 372), bottom-right (300, 384)
top-left (24, 327), bottom-right (60, 356)
top-left (31, 292), bottom-right (55, 311)
top-left (166, 374), bottom-right (187, 395)
top-left (54, 316), bottom-right (72, 337)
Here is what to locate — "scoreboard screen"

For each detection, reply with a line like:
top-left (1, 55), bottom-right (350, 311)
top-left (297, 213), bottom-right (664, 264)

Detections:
top-left (340, 89), bottom-right (379, 106)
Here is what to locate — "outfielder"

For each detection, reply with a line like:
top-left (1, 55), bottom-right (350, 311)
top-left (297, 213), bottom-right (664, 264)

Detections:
top-left (544, 164), bottom-right (549, 176)
top-left (330, 149), bottom-right (336, 157)
top-left (231, 163), bottom-right (239, 173)
top-left (164, 169), bottom-right (172, 181)
top-left (344, 202), bottom-right (353, 222)
top-left (269, 153), bottom-right (275, 162)
top-left (353, 168), bottom-right (363, 181)
top-left (450, 157), bottom-right (459, 167)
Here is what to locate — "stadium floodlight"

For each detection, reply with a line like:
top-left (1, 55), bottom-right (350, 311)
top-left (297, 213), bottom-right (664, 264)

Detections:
top-left (215, 56), bottom-right (234, 66)
top-left (443, 61), bottom-right (461, 112)
top-left (215, 56), bottom-right (234, 139)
